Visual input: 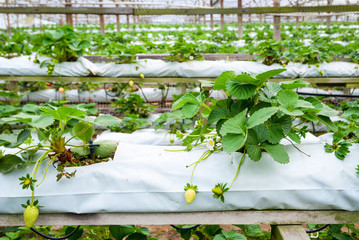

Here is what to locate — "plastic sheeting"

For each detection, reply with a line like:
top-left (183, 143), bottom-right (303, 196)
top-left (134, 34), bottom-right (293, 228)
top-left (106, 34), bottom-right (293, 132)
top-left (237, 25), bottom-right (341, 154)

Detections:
top-left (1, 56), bottom-right (358, 78)
top-left (1, 130), bottom-right (358, 214)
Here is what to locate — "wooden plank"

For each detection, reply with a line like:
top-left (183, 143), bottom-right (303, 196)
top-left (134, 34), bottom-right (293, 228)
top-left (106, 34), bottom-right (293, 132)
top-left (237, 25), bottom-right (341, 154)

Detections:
top-left (1, 210), bottom-right (359, 227)
top-left (271, 225), bottom-right (310, 240)
top-left (1, 76), bottom-right (359, 86)
top-left (0, 5), bottom-right (358, 15)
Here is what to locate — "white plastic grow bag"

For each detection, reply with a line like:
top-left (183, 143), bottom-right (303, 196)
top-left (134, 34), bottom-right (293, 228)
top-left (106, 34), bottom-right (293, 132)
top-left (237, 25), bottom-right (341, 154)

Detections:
top-left (1, 57), bottom-right (358, 78)
top-left (1, 133), bottom-right (358, 214)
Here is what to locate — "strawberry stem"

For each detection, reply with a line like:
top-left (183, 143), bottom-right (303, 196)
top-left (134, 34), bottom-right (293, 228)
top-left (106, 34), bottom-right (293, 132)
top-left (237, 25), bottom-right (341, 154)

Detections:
top-left (229, 151), bottom-right (246, 189)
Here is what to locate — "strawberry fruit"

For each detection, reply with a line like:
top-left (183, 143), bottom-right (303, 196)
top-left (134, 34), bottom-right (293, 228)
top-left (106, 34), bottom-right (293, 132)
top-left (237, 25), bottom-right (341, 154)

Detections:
top-left (185, 189), bottom-right (196, 204)
top-left (184, 183), bottom-right (198, 204)
top-left (24, 204), bottom-right (39, 228)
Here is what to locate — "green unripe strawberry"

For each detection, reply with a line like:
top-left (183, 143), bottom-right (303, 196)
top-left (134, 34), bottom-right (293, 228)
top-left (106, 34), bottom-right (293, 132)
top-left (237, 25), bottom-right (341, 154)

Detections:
top-left (212, 187), bottom-right (224, 196)
top-left (24, 204), bottom-right (39, 228)
top-left (170, 139), bottom-right (174, 144)
top-left (185, 188), bottom-right (196, 204)
top-left (139, 73), bottom-right (145, 79)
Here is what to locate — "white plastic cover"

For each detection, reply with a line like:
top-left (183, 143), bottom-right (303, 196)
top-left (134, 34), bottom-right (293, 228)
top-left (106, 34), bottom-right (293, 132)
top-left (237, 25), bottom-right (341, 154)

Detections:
top-left (1, 57), bottom-right (358, 78)
top-left (1, 131), bottom-right (358, 214)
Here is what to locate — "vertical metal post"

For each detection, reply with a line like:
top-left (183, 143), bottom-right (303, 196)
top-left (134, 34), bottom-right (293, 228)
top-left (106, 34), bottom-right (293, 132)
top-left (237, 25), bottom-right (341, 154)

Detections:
top-left (40, 14), bottom-right (43, 32)
top-left (296, 16), bottom-right (299, 27)
top-left (220, 0), bottom-right (224, 29)
top-left (65, 0), bottom-right (73, 26)
top-left (237, 0), bottom-right (243, 37)
top-left (126, 15), bottom-right (130, 29)
top-left (248, 1), bottom-right (252, 23)
top-left (5, 0), bottom-right (11, 37)
top-left (210, 0), bottom-right (214, 30)
top-left (273, 0), bottom-right (281, 41)
top-left (116, 4), bottom-right (121, 32)
top-left (99, 0), bottom-right (105, 35)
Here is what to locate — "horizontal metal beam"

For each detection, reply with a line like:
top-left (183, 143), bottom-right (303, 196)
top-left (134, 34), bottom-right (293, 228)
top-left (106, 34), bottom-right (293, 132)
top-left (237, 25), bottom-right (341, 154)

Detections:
top-left (135, 5), bottom-right (359, 15)
top-left (1, 210), bottom-right (359, 226)
top-left (0, 7), bottom-right (133, 15)
top-left (0, 5), bottom-right (358, 15)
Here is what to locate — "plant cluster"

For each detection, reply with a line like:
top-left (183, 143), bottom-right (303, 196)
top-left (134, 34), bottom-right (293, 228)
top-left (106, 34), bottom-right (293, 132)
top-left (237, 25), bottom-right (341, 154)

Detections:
top-left (172, 69), bottom-right (339, 203)
top-left (110, 94), bottom-right (156, 133)
top-left (2, 22), bottom-right (359, 65)
top-left (0, 105), bottom-right (121, 227)
top-left (31, 25), bottom-right (90, 74)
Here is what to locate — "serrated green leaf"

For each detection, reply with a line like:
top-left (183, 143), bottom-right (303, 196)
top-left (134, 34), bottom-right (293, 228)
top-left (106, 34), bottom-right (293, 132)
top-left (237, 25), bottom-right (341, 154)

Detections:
top-left (213, 71), bottom-right (236, 90)
top-left (259, 83), bottom-right (283, 103)
top-left (317, 115), bottom-right (338, 132)
top-left (226, 79), bottom-right (257, 100)
top-left (279, 106), bottom-right (304, 116)
top-left (276, 115), bottom-right (292, 135)
top-left (220, 109), bottom-right (247, 136)
top-left (172, 93), bottom-right (199, 110)
top-left (29, 115), bottom-right (54, 128)
top-left (277, 90), bottom-right (298, 107)
top-left (235, 225), bottom-right (264, 238)
top-left (266, 124), bottom-right (284, 144)
top-left (288, 132), bottom-right (301, 144)
top-left (16, 129), bottom-right (31, 146)
top-left (94, 115), bottom-right (121, 127)
top-left (341, 107), bottom-right (359, 119)
top-left (318, 104), bottom-right (338, 117)
top-left (295, 99), bottom-right (314, 109)
top-left (305, 97), bottom-right (323, 110)
top-left (247, 107), bottom-right (278, 129)
top-left (0, 154), bottom-right (24, 173)
top-left (109, 225), bottom-right (136, 240)
top-left (222, 134), bottom-right (246, 153)
top-left (253, 124), bottom-right (268, 142)
top-left (234, 74), bottom-right (258, 85)
top-left (262, 144), bottom-right (289, 164)
top-left (215, 230), bottom-right (247, 240)
top-left (208, 107), bottom-right (231, 124)
top-left (72, 122), bottom-right (94, 143)
top-left (182, 103), bottom-right (200, 118)
top-left (256, 69), bottom-right (286, 83)
top-left (245, 130), bottom-right (262, 161)
top-left (281, 79), bottom-right (310, 89)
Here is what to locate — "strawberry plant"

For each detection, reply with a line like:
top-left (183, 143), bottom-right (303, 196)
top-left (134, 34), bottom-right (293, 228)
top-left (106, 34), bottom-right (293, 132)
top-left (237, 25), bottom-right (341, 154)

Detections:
top-left (171, 69), bottom-right (338, 203)
top-left (31, 25), bottom-right (90, 73)
top-left (324, 101), bottom-right (359, 165)
top-left (0, 105), bottom-right (121, 227)
top-left (111, 94), bottom-right (156, 118)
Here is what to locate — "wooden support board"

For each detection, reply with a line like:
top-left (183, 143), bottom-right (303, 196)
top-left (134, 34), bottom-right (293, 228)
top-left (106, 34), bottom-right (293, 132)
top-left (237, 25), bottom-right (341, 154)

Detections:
top-left (1, 76), bottom-right (359, 88)
top-left (1, 210), bottom-right (359, 227)
top-left (271, 225), bottom-right (310, 240)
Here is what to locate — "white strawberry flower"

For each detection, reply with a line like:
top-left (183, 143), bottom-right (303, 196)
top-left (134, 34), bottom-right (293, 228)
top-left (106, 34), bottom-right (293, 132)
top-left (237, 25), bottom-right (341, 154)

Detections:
top-left (309, 232), bottom-right (319, 238)
top-left (189, 56), bottom-right (194, 60)
top-left (206, 138), bottom-right (215, 151)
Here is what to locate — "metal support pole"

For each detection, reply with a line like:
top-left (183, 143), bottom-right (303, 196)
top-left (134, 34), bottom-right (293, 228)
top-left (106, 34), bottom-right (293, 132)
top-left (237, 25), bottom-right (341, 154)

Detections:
top-left (273, 0), bottom-right (281, 41)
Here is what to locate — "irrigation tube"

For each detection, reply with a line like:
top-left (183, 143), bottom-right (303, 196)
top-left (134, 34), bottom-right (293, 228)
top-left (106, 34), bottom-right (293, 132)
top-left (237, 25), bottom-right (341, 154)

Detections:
top-left (296, 92), bottom-right (359, 98)
top-left (170, 224), bottom-right (201, 231)
top-left (30, 226), bottom-right (81, 240)
top-left (305, 224), bottom-right (330, 234)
